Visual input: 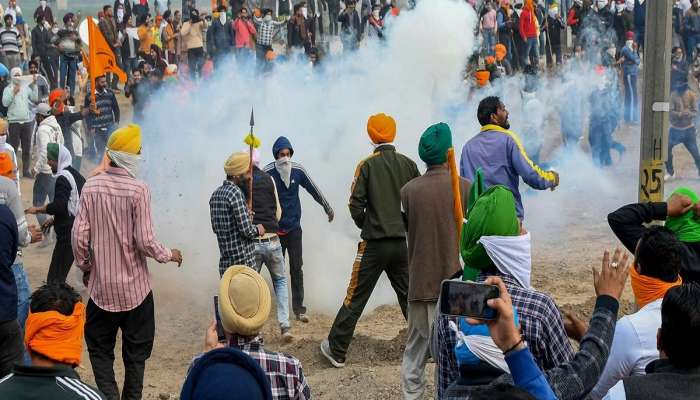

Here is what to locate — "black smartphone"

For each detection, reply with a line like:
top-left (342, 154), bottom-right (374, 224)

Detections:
top-left (439, 280), bottom-right (500, 320)
top-left (213, 295), bottom-right (226, 342)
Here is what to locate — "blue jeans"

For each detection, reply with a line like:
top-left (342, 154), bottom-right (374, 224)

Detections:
top-left (483, 30), bottom-right (496, 55)
top-left (12, 262), bottom-right (30, 365)
top-left (32, 173), bottom-right (55, 227)
top-left (523, 37), bottom-right (539, 66)
top-left (254, 238), bottom-right (290, 329)
top-left (60, 55), bottom-right (78, 98)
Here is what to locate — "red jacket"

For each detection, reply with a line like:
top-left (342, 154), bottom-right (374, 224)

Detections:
top-left (519, 8), bottom-right (538, 39)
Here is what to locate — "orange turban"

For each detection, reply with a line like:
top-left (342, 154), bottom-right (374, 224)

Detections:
top-left (474, 70), bottom-right (490, 87)
top-left (0, 151), bottom-right (14, 180)
top-left (24, 302), bottom-right (86, 366)
top-left (495, 44), bottom-right (507, 61)
top-left (49, 89), bottom-right (65, 106)
top-left (485, 56), bottom-right (496, 65)
top-left (367, 113), bottom-right (396, 144)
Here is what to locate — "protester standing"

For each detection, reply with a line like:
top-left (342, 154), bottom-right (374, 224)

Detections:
top-left (31, 103), bottom-right (63, 231)
top-left (99, 5), bottom-right (123, 93)
top-left (33, 0), bottom-right (54, 26)
top-left (26, 144), bottom-right (85, 284)
top-left (210, 151), bottom-right (264, 275)
top-left (56, 13), bottom-right (81, 98)
top-left (84, 75), bottom-right (120, 162)
top-left (666, 74), bottom-right (700, 180)
top-left (618, 31), bottom-right (640, 124)
top-left (3, 68), bottom-right (39, 178)
top-left (179, 9), bottom-right (207, 79)
top-left (400, 123), bottom-right (469, 400)
top-left (0, 14), bottom-right (22, 70)
top-left (321, 113), bottom-right (420, 368)
top-left (0, 204), bottom-right (21, 378)
top-left (207, 6), bottom-right (233, 66)
top-left (338, 0), bottom-right (361, 52)
top-left (287, 3), bottom-right (314, 55)
top-left (263, 136), bottom-right (334, 323)
top-left (481, 1), bottom-right (497, 56)
top-left (72, 124), bottom-right (183, 400)
top-left (253, 8), bottom-right (284, 69)
top-left (519, 0), bottom-right (539, 67)
top-left (233, 7), bottom-right (257, 61)
top-left (31, 15), bottom-right (57, 89)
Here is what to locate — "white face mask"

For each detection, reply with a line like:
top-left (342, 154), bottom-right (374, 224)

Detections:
top-left (220, 13), bottom-right (226, 24)
top-left (372, 11), bottom-right (380, 18)
top-left (597, 0), bottom-right (607, 9)
top-left (626, 39), bottom-right (633, 48)
top-left (264, 15), bottom-right (272, 22)
top-left (43, 20), bottom-right (50, 29)
top-left (40, 0), bottom-right (47, 7)
top-left (275, 156), bottom-right (293, 188)
top-left (616, 3), bottom-right (625, 12)
top-left (0, 135), bottom-right (6, 145)
top-left (626, 0), bottom-right (634, 10)
top-left (117, 8), bottom-right (125, 21)
top-left (301, 7), bottom-right (308, 18)
top-left (52, 27), bottom-right (59, 33)
top-left (548, 7), bottom-right (558, 17)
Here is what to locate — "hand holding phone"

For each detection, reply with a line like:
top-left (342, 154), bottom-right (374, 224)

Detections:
top-left (440, 280), bottom-right (499, 320)
top-left (213, 295), bottom-right (226, 342)
top-left (466, 276), bottom-right (523, 353)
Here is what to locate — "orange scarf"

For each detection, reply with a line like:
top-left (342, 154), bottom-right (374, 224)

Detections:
top-left (24, 302), bottom-right (86, 366)
top-left (630, 267), bottom-right (682, 309)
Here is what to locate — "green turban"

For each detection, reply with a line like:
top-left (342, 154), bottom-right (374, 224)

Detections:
top-left (418, 122), bottom-right (452, 165)
top-left (47, 143), bottom-right (59, 162)
top-left (666, 187), bottom-right (700, 242)
top-left (461, 185), bottom-right (520, 281)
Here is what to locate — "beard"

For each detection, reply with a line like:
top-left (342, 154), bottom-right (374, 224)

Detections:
top-left (235, 175), bottom-right (250, 199)
top-left (501, 119), bottom-right (510, 129)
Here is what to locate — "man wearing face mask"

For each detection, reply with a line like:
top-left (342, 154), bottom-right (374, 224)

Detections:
top-left (207, 6), bottom-right (233, 67)
top-left (253, 8), bottom-right (284, 70)
top-left (617, 31), bottom-right (640, 123)
top-left (84, 75), bottom-right (120, 162)
top-left (210, 151), bottom-right (265, 276)
top-left (686, 0), bottom-right (700, 59)
top-left (30, 103), bottom-right (63, 231)
top-left (32, 0), bottom-right (54, 26)
top-left (263, 136), bottom-right (334, 324)
top-left (613, 0), bottom-right (634, 50)
top-left (545, 3), bottom-right (565, 65)
top-left (338, 0), bottom-right (361, 52)
top-left (364, 5), bottom-right (384, 39)
top-left (72, 124), bottom-right (183, 400)
top-left (3, 68), bottom-right (39, 178)
top-left (233, 7), bottom-right (257, 60)
top-left (671, 46), bottom-right (689, 89)
top-left (115, 0), bottom-right (134, 23)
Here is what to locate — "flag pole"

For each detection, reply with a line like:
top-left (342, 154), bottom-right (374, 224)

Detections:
top-left (248, 108), bottom-right (255, 210)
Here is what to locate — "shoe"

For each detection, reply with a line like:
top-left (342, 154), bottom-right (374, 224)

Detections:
top-left (320, 339), bottom-right (345, 368)
top-left (281, 327), bottom-right (294, 343)
top-left (665, 173), bottom-right (675, 182)
top-left (296, 313), bottom-right (310, 323)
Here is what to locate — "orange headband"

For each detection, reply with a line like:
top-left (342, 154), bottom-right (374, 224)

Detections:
top-left (24, 302), bottom-right (86, 366)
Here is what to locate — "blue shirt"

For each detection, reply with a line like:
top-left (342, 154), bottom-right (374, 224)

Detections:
top-left (620, 45), bottom-right (640, 76)
top-left (263, 162), bottom-right (332, 233)
top-left (460, 125), bottom-right (557, 219)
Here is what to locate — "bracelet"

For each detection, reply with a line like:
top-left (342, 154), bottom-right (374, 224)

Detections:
top-left (503, 337), bottom-right (525, 356)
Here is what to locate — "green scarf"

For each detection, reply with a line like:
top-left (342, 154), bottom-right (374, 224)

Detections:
top-left (461, 185), bottom-right (520, 281)
top-left (666, 187), bottom-right (700, 242)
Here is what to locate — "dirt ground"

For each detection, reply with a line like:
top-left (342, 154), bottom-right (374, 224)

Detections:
top-left (16, 91), bottom-right (699, 400)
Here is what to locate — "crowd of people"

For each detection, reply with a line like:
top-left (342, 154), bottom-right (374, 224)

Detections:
top-left (0, 0), bottom-right (699, 400)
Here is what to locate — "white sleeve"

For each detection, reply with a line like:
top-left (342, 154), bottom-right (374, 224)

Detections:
top-left (271, 176), bottom-right (282, 222)
top-left (590, 318), bottom-right (639, 400)
top-left (602, 381), bottom-right (627, 400)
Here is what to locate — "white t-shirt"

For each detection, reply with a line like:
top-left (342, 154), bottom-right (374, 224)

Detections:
top-left (591, 299), bottom-right (663, 400)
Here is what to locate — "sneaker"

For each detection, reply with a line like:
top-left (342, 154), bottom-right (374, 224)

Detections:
top-left (320, 339), bottom-right (345, 368)
top-left (281, 327), bottom-right (294, 343)
top-left (296, 313), bottom-right (310, 323)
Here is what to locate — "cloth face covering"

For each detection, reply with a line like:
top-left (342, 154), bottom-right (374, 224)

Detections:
top-left (275, 156), bottom-right (292, 188)
top-left (479, 232), bottom-right (532, 289)
top-left (52, 144), bottom-right (80, 217)
top-left (107, 149), bottom-right (141, 178)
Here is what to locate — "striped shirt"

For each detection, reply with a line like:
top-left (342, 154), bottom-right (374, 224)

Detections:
top-left (72, 167), bottom-right (172, 312)
top-left (0, 27), bottom-right (20, 53)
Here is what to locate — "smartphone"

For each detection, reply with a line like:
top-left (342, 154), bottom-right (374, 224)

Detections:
top-left (439, 280), bottom-right (500, 320)
top-left (213, 296), bottom-right (226, 342)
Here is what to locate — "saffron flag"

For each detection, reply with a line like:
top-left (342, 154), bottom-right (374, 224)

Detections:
top-left (86, 17), bottom-right (126, 104)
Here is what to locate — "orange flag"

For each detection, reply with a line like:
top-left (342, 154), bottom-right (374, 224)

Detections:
top-left (86, 17), bottom-right (126, 104)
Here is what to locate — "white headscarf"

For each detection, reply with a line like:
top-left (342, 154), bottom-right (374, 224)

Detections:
top-left (107, 149), bottom-right (141, 178)
top-left (53, 144), bottom-right (80, 217)
top-left (478, 232), bottom-right (533, 289)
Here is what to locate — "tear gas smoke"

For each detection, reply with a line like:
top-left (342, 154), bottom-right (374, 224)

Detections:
top-left (137, 0), bottom-right (639, 316)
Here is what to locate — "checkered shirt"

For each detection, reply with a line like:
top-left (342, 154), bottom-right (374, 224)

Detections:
top-left (209, 181), bottom-right (257, 276)
top-left (435, 273), bottom-right (575, 399)
top-left (254, 18), bottom-right (284, 46)
top-left (231, 334), bottom-right (312, 400)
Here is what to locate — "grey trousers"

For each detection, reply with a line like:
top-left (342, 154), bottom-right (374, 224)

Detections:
top-left (401, 301), bottom-right (437, 400)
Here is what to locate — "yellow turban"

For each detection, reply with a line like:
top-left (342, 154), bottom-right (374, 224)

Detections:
top-left (107, 124), bottom-right (142, 155)
top-left (224, 152), bottom-right (250, 176)
top-left (367, 113), bottom-right (396, 144)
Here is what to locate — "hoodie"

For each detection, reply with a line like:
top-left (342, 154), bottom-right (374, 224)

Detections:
top-left (2, 82), bottom-right (39, 123)
top-left (263, 137), bottom-right (332, 233)
top-left (33, 115), bottom-right (64, 175)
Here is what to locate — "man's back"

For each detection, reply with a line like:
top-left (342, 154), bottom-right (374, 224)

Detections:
top-left (0, 364), bottom-right (106, 399)
top-left (349, 145), bottom-right (419, 240)
top-left (72, 167), bottom-right (171, 312)
top-left (461, 126), bottom-right (556, 219)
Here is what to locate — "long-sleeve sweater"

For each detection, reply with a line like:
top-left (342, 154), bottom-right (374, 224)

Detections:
top-left (608, 202), bottom-right (700, 283)
top-left (84, 89), bottom-right (120, 130)
top-left (460, 124), bottom-right (557, 219)
top-left (2, 83), bottom-right (38, 123)
top-left (45, 166), bottom-right (85, 241)
top-left (33, 116), bottom-right (64, 175)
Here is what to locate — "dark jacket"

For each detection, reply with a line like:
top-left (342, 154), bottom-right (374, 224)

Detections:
top-left (206, 18), bottom-right (233, 55)
top-left (546, 15), bottom-right (565, 48)
top-left (45, 167), bottom-right (85, 241)
top-left (251, 167), bottom-right (279, 233)
top-left (99, 17), bottom-right (120, 51)
top-left (608, 202), bottom-right (700, 283)
top-left (287, 16), bottom-right (314, 49)
top-left (634, 0), bottom-right (646, 32)
top-left (0, 364), bottom-right (106, 399)
top-left (622, 359), bottom-right (700, 400)
top-left (349, 145), bottom-right (420, 240)
top-left (31, 25), bottom-right (52, 58)
top-left (84, 89), bottom-right (120, 130)
top-left (337, 9), bottom-right (361, 42)
top-left (33, 5), bottom-right (54, 25)
top-left (115, 0), bottom-right (133, 20)
top-left (54, 111), bottom-right (84, 157)
top-left (0, 205), bottom-right (18, 322)
top-left (263, 137), bottom-right (332, 234)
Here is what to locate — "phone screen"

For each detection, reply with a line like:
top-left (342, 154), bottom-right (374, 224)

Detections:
top-left (439, 280), bottom-right (499, 320)
top-left (213, 295), bottom-right (226, 342)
